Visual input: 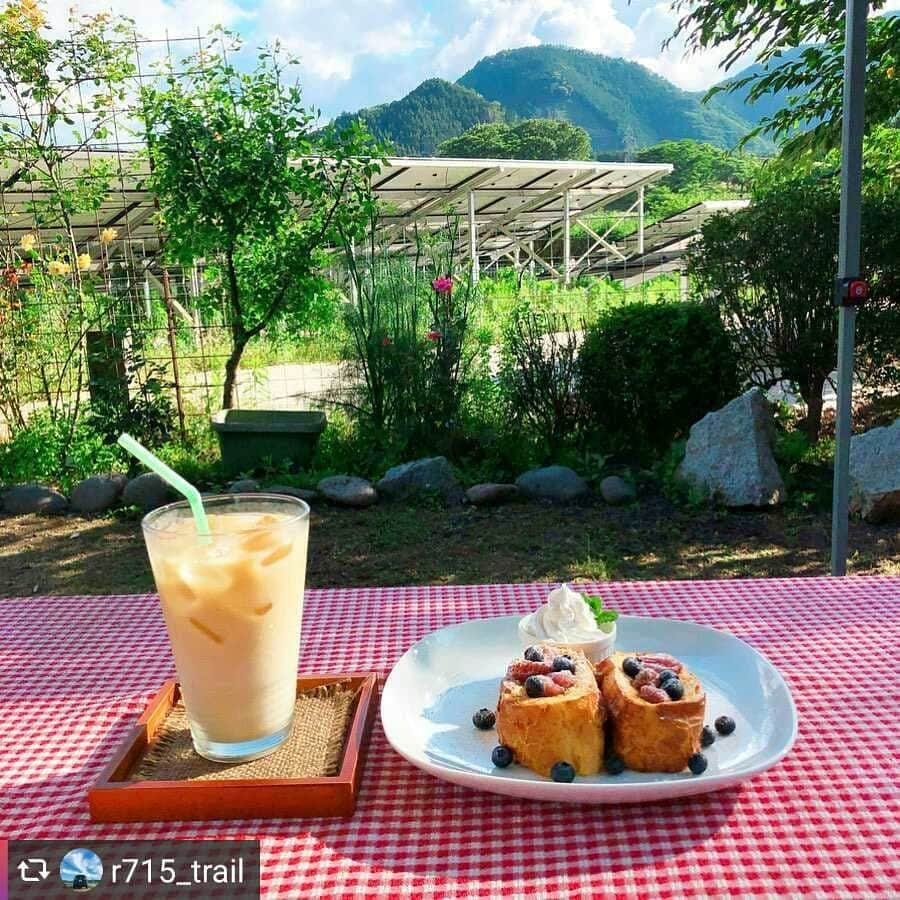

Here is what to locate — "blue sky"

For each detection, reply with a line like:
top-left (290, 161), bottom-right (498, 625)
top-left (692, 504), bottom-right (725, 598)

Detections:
top-left (43, 0), bottom-right (900, 120)
top-left (60, 848), bottom-right (103, 884)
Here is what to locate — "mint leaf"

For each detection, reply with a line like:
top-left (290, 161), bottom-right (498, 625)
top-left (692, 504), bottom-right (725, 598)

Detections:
top-left (585, 593), bottom-right (619, 628)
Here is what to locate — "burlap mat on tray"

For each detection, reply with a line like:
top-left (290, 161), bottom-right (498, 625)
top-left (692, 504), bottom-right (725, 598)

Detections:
top-left (129, 681), bottom-right (357, 782)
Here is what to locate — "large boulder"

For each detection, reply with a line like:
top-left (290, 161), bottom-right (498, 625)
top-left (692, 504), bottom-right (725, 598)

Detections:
top-left (122, 473), bottom-right (173, 511)
top-left (2, 483), bottom-right (68, 515)
top-left (266, 484), bottom-right (318, 504)
top-left (227, 478), bottom-right (260, 493)
top-left (70, 473), bottom-right (127, 514)
top-left (465, 483), bottom-right (519, 507)
top-left (376, 457), bottom-right (462, 504)
top-left (317, 475), bottom-right (377, 508)
top-left (849, 418), bottom-right (900, 523)
top-left (516, 466), bottom-right (590, 503)
top-left (676, 388), bottom-right (785, 507)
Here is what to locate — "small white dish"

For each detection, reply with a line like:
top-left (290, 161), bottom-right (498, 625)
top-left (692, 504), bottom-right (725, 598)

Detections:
top-left (381, 614), bottom-right (797, 804)
top-left (517, 618), bottom-right (617, 663)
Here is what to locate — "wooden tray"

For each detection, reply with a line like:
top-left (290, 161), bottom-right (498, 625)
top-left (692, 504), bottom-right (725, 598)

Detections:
top-left (89, 672), bottom-right (378, 822)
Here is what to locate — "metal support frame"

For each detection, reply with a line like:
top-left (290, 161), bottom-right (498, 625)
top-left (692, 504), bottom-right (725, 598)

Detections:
top-left (563, 189), bottom-right (571, 286)
top-left (638, 186), bottom-right (645, 256)
top-left (494, 224), bottom-right (561, 278)
top-left (572, 217), bottom-right (628, 268)
top-left (831, 0), bottom-right (868, 576)
top-left (468, 190), bottom-right (479, 284)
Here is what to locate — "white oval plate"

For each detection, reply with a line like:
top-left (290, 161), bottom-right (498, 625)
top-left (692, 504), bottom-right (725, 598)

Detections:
top-left (381, 614), bottom-right (797, 803)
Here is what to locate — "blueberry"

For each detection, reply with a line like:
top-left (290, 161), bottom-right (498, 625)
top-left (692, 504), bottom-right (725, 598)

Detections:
top-left (622, 656), bottom-right (641, 677)
top-left (524, 675), bottom-right (545, 698)
top-left (688, 752), bottom-right (708, 775)
top-left (700, 725), bottom-right (716, 747)
top-left (657, 668), bottom-right (677, 685)
top-left (552, 655), bottom-right (576, 673)
top-left (605, 755), bottom-right (626, 775)
top-left (491, 745), bottom-right (513, 768)
top-left (550, 761), bottom-right (576, 783)
top-left (524, 646), bottom-right (544, 662)
top-left (472, 708), bottom-right (496, 730)
top-left (715, 715), bottom-right (736, 736)
top-left (663, 678), bottom-right (684, 700)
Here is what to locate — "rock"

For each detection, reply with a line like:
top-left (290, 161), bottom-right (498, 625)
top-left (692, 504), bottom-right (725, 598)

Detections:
top-left (600, 475), bottom-right (636, 506)
top-left (70, 473), bottom-right (127, 514)
top-left (515, 466), bottom-right (590, 503)
top-left (2, 483), bottom-right (68, 515)
top-left (376, 457), bottom-right (463, 504)
top-left (266, 484), bottom-right (318, 503)
top-left (122, 473), bottom-right (173, 511)
top-left (676, 388), bottom-right (785, 507)
top-left (465, 483), bottom-right (519, 506)
top-left (227, 478), bottom-right (260, 493)
top-left (849, 418), bottom-right (900, 523)
top-left (317, 475), bottom-right (377, 508)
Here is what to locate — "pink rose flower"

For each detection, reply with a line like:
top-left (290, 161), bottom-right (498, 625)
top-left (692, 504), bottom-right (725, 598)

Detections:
top-left (432, 275), bottom-right (453, 294)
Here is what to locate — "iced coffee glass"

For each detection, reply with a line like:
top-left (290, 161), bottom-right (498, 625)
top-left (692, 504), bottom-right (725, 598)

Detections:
top-left (142, 493), bottom-right (309, 763)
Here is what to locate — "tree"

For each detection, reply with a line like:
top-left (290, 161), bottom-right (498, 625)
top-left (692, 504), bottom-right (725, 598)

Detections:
top-left (0, 0), bottom-right (137, 441)
top-left (142, 32), bottom-right (383, 409)
top-left (634, 140), bottom-right (759, 193)
top-left (688, 133), bottom-right (900, 441)
top-left (436, 118), bottom-right (592, 160)
top-left (669, 1), bottom-right (900, 158)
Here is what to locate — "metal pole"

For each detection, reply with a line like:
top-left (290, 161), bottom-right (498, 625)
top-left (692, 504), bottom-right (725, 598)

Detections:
top-left (638, 186), bottom-right (645, 256)
top-left (563, 190), bottom-right (571, 286)
top-left (831, 0), bottom-right (868, 576)
top-left (468, 190), bottom-right (479, 284)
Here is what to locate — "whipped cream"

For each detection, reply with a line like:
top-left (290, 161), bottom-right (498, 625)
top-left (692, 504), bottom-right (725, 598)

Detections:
top-left (520, 583), bottom-right (607, 643)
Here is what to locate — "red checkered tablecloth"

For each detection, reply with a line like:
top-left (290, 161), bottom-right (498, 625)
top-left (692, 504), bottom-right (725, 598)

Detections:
top-left (1, 579), bottom-right (899, 898)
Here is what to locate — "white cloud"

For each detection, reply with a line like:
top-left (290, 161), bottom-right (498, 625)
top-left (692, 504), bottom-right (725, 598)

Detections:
top-left (255, 0), bottom-right (434, 82)
top-left (630, 3), bottom-right (743, 91)
top-left (43, 0), bottom-right (249, 36)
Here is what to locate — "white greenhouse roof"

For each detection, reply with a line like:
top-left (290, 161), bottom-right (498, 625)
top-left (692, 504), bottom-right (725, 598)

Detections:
top-left (0, 152), bottom-right (672, 264)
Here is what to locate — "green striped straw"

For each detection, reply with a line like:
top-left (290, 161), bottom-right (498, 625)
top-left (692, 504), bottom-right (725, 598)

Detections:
top-left (117, 433), bottom-right (211, 537)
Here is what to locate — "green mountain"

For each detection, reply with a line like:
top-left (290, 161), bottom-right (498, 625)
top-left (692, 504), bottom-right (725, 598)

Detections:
top-left (457, 46), bottom-right (767, 153)
top-left (331, 78), bottom-right (504, 156)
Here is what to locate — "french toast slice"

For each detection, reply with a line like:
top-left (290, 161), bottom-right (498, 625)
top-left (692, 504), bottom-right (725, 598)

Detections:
top-left (598, 650), bottom-right (706, 773)
top-left (496, 644), bottom-right (604, 777)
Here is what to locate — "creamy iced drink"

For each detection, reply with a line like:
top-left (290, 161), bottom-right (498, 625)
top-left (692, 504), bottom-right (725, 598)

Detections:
top-left (142, 494), bottom-right (309, 762)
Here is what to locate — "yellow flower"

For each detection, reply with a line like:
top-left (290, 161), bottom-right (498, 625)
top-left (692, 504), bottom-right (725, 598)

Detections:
top-left (20, 0), bottom-right (44, 29)
top-left (887, 66), bottom-right (895, 80)
top-left (48, 260), bottom-right (71, 276)
top-left (99, 227), bottom-right (118, 244)
top-left (19, 233), bottom-right (37, 252)
top-left (77, 253), bottom-right (92, 271)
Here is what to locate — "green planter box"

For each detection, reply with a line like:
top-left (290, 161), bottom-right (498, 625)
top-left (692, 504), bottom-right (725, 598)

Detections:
top-left (211, 409), bottom-right (327, 475)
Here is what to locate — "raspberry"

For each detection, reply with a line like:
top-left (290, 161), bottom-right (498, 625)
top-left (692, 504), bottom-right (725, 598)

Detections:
top-left (639, 684), bottom-right (669, 703)
top-left (640, 654), bottom-right (683, 672)
top-left (507, 659), bottom-right (552, 682)
top-left (633, 668), bottom-right (659, 689)
top-left (540, 678), bottom-right (566, 696)
top-left (549, 671), bottom-right (575, 688)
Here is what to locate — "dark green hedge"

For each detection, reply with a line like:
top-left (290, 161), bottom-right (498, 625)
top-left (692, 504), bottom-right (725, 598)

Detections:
top-left (578, 302), bottom-right (740, 460)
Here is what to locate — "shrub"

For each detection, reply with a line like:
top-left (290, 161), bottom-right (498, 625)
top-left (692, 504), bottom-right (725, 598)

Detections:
top-left (578, 302), bottom-right (740, 461)
top-left (688, 144), bottom-right (900, 442)
top-left (0, 411), bottom-right (126, 493)
top-left (342, 225), bottom-right (488, 456)
top-left (499, 309), bottom-right (582, 458)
